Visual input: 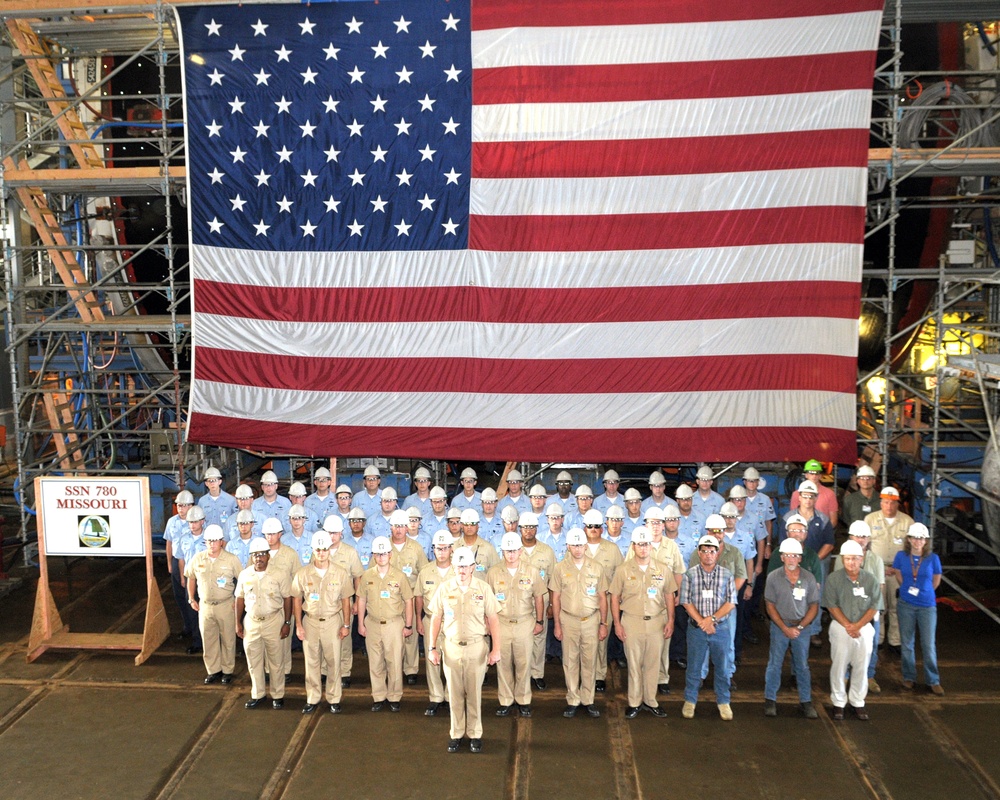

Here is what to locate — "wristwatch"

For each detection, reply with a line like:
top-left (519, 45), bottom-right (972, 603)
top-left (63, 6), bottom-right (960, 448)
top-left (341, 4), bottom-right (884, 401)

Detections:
top-left (535, 619), bottom-right (543, 625)
top-left (710, 615), bottom-right (717, 623)
top-left (284, 619), bottom-right (292, 625)
top-left (796, 624), bottom-right (804, 630)
top-left (404, 625), bottom-right (413, 630)
top-left (429, 647), bottom-right (437, 652)
top-left (342, 624), bottom-right (350, 630)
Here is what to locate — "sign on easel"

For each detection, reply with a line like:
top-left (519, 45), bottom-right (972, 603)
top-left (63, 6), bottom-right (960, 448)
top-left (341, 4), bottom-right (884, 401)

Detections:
top-left (28, 476), bottom-right (169, 664)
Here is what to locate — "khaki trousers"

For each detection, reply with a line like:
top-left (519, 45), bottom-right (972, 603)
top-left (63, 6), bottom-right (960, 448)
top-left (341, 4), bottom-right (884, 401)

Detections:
top-left (366, 615), bottom-right (404, 702)
top-left (560, 611), bottom-right (599, 707)
top-left (496, 617), bottom-right (534, 706)
top-left (303, 615), bottom-right (343, 705)
top-left (340, 610), bottom-right (354, 676)
top-left (424, 615), bottom-right (447, 703)
top-left (883, 573), bottom-right (900, 646)
top-left (246, 612), bottom-right (285, 700)
top-left (623, 613), bottom-right (666, 708)
top-left (199, 599), bottom-right (236, 676)
top-left (531, 617), bottom-right (548, 679)
top-left (657, 633), bottom-right (672, 685)
top-left (443, 637), bottom-right (488, 739)
top-left (403, 620), bottom-right (420, 676)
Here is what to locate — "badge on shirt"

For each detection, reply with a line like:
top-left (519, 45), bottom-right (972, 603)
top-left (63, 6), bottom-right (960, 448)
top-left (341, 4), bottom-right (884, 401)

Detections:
top-left (852, 587), bottom-right (868, 598)
top-left (476, 564), bottom-right (485, 572)
top-left (586, 586), bottom-right (596, 596)
top-left (496, 592), bottom-right (506, 602)
top-left (792, 587), bottom-right (806, 601)
top-left (893, 537), bottom-right (903, 545)
top-left (647, 586), bottom-right (658, 598)
top-left (309, 592), bottom-right (320, 602)
top-left (701, 589), bottom-right (714, 600)
top-left (908, 586), bottom-right (920, 596)
top-left (380, 590), bottom-right (390, 599)
top-left (216, 576), bottom-right (228, 588)
top-left (402, 565), bottom-right (412, 575)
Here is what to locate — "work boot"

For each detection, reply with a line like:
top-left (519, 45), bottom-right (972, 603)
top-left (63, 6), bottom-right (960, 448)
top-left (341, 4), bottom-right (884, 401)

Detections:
top-left (763, 700), bottom-right (777, 717)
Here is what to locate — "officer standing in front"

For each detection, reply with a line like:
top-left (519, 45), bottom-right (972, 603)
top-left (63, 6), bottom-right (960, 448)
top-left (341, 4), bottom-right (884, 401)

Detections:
top-left (185, 524), bottom-right (242, 685)
top-left (416, 530), bottom-right (456, 716)
top-left (428, 547), bottom-right (502, 754)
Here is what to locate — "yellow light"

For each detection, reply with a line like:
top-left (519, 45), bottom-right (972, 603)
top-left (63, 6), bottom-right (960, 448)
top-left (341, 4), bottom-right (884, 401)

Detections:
top-left (190, 54), bottom-right (205, 65)
top-left (920, 353), bottom-right (939, 372)
top-left (866, 376), bottom-right (886, 404)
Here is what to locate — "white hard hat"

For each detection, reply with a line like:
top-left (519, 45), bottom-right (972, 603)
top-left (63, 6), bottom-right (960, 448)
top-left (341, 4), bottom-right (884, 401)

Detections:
top-left (186, 506), bottom-right (206, 522)
top-left (704, 514), bottom-right (725, 531)
top-left (603, 469), bottom-right (620, 482)
top-left (500, 533), bottom-right (522, 551)
top-left (407, 507), bottom-right (422, 520)
top-left (785, 514), bottom-right (808, 530)
top-left (583, 509), bottom-right (604, 526)
top-left (311, 532), bottom-right (332, 550)
top-left (447, 508), bottom-right (462, 520)
top-left (663, 505), bottom-right (681, 520)
top-left (624, 488), bottom-right (642, 501)
top-left (347, 507), bottom-right (366, 520)
top-left (631, 526), bottom-right (652, 544)
top-left (908, 522), bottom-right (930, 539)
top-left (288, 481), bottom-right (307, 497)
top-left (643, 507), bottom-right (665, 522)
top-left (675, 484), bottom-right (694, 499)
top-left (389, 510), bottom-right (409, 526)
top-left (507, 469), bottom-right (523, 482)
top-left (574, 484), bottom-right (594, 498)
top-left (175, 490), bottom-right (194, 505)
top-left (555, 471), bottom-right (573, 483)
top-left (381, 487), bottom-right (397, 501)
top-left (605, 505), bottom-right (625, 520)
top-left (481, 488), bottom-right (498, 502)
top-left (797, 480), bottom-right (818, 495)
top-left (371, 536), bottom-right (391, 554)
top-left (519, 512), bottom-right (539, 527)
top-left (414, 467), bottom-right (432, 480)
top-left (336, 484), bottom-right (353, 495)
top-left (323, 515), bottom-right (344, 533)
top-left (778, 538), bottom-right (803, 555)
top-left (840, 540), bottom-right (864, 557)
top-left (288, 505), bottom-right (306, 519)
top-left (314, 467), bottom-right (332, 479)
top-left (432, 530), bottom-right (454, 546)
top-left (857, 465), bottom-right (876, 478)
top-left (235, 484), bottom-right (254, 499)
top-left (649, 471), bottom-right (666, 485)
top-left (697, 535), bottom-right (719, 548)
top-left (720, 502), bottom-right (738, 517)
top-left (501, 507), bottom-right (520, 523)
top-left (696, 466), bottom-right (714, 480)
top-left (363, 465), bottom-right (381, 477)
top-left (249, 538), bottom-right (270, 554)
top-left (236, 509), bottom-right (254, 523)
top-left (430, 486), bottom-right (447, 500)
top-left (566, 528), bottom-right (586, 546)
top-left (743, 467), bottom-right (760, 481)
top-left (728, 485), bottom-right (747, 499)
top-left (460, 509), bottom-right (480, 524)
top-left (204, 467), bottom-right (222, 480)
top-left (848, 520), bottom-right (872, 538)
top-left (545, 504), bottom-right (564, 517)
top-left (262, 518), bottom-right (283, 535)
top-left (261, 470), bottom-right (278, 485)
top-left (204, 524), bottom-right (225, 541)
top-left (880, 487), bottom-right (900, 499)
top-left (528, 484), bottom-right (548, 497)
top-left (460, 467), bottom-right (477, 480)
top-left (453, 547), bottom-right (476, 566)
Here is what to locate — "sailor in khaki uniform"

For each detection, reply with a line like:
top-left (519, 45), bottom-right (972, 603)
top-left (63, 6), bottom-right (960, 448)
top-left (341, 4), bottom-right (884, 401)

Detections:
top-left (456, 509), bottom-right (501, 575)
top-left (518, 512), bottom-right (556, 690)
top-left (292, 531), bottom-right (353, 713)
top-left (550, 528), bottom-right (609, 717)
top-left (357, 536), bottom-right (414, 711)
top-left (582, 509), bottom-right (623, 693)
top-left (428, 547), bottom-right (502, 754)
top-left (262, 517), bottom-right (300, 678)
top-left (236, 538), bottom-right (292, 708)
top-left (610, 527), bottom-right (676, 717)
top-left (322, 515), bottom-right (364, 688)
top-left (486, 533), bottom-right (546, 717)
top-left (387, 509), bottom-right (429, 684)
top-left (185, 524), bottom-right (242, 684)
top-left (416, 530), bottom-right (456, 716)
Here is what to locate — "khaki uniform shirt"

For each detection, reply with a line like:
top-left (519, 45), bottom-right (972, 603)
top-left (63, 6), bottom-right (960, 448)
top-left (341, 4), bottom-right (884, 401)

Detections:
top-left (186, 549), bottom-right (242, 603)
top-left (486, 561), bottom-right (546, 620)
top-left (236, 566), bottom-right (291, 618)
top-left (268, 544), bottom-right (300, 583)
top-left (649, 537), bottom-right (686, 578)
top-left (549, 556), bottom-right (608, 617)
top-left (389, 538), bottom-right (429, 589)
top-left (522, 541), bottom-right (556, 586)
top-left (585, 539), bottom-right (623, 584)
top-left (292, 562), bottom-right (352, 619)
top-left (610, 559), bottom-right (678, 618)
top-left (865, 510), bottom-right (915, 564)
top-left (428, 576), bottom-right (500, 640)
top-left (360, 564), bottom-right (413, 620)
top-left (457, 535), bottom-right (500, 576)
top-left (417, 562), bottom-right (455, 611)
top-left (329, 543), bottom-right (365, 586)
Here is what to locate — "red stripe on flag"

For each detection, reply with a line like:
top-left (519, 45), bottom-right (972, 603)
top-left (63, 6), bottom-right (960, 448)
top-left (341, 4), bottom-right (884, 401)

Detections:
top-left (471, 0), bottom-right (884, 30)
top-left (187, 413), bottom-right (859, 464)
top-left (473, 53), bottom-right (877, 105)
top-left (472, 130), bottom-right (870, 179)
top-left (195, 351), bottom-right (858, 395)
top-left (193, 280), bottom-right (860, 325)
top-left (469, 207), bottom-right (865, 252)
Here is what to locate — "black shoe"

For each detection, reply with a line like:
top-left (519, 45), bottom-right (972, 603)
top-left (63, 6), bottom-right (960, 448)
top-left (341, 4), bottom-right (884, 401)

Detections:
top-left (425, 703), bottom-right (441, 717)
top-left (405, 674), bottom-right (418, 686)
top-left (470, 738), bottom-right (482, 753)
top-left (186, 645), bottom-right (203, 655)
top-left (532, 678), bottom-right (547, 690)
top-left (675, 659), bottom-right (687, 669)
top-left (518, 705), bottom-right (532, 718)
top-left (272, 699), bottom-right (284, 709)
top-left (585, 705), bottom-right (601, 718)
top-left (743, 632), bottom-right (759, 645)
top-left (887, 644), bottom-right (901, 656)
top-left (447, 738), bottom-right (462, 753)
top-left (563, 705), bottom-right (578, 718)
top-left (389, 701), bottom-right (400, 712)
top-left (341, 677), bottom-right (351, 688)
top-left (595, 680), bottom-right (606, 693)
top-left (832, 706), bottom-right (845, 721)
top-left (302, 703), bottom-right (317, 714)
top-left (245, 697), bottom-right (264, 709)
top-left (810, 635), bottom-right (822, 648)
top-left (496, 705), bottom-right (512, 717)
top-left (329, 704), bottom-right (341, 714)
top-left (372, 701), bottom-right (384, 712)
top-left (729, 679), bottom-right (738, 692)
top-left (321, 675), bottom-right (326, 685)
top-left (615, 658), bottom-right (628, 669)
top-left (625, 706), bottom-right (639, 719)
top-left (644, 704), bottom-right (667, 718)
top-left (658, 683), bottom-right (670, 695)
top-left (204, 672), bottom-right (222, 684)
top-left (221, 673), bottom-right (233, 684)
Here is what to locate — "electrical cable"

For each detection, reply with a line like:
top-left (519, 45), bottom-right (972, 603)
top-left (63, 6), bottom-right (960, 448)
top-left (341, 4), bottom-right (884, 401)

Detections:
top-left (898, 80), bottom-right (988, 149)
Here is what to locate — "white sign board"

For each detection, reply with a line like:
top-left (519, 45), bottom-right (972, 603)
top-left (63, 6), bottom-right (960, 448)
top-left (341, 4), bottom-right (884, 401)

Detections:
top-left (37, 477), bottom-right (148, 557)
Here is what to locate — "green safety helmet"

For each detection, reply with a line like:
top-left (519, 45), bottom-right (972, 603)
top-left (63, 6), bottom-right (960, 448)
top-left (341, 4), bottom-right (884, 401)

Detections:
top-left (804, 459), bottom-right (823, 473)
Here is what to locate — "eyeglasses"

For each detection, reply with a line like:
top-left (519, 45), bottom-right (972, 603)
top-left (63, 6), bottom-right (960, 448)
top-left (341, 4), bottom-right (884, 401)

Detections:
top-left (520, 526), bottom-right (537, 531)
top-left (238, 521), bottom-right (253, 526)
top-left (781, 553), bottom-right (802, 558)
top-left (206, 478), bottom-right (221, 483)
top-left (585, 525), bottom-right (602, 529)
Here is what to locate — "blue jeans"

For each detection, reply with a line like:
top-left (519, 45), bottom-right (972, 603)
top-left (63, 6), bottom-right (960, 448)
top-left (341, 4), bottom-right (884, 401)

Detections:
top-left (685, 616), bottom-right (731, 705)
top-left (764, 622), bottom-right (811, 702)
top-left (898, 601), bottom-right (939, 686)
top-left (868, 618), bottom-right (880, 678)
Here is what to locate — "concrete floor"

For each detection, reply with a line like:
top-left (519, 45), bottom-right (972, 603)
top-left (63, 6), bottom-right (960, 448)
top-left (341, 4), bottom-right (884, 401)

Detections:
top-left (0, 556), bottom-right (998, 800)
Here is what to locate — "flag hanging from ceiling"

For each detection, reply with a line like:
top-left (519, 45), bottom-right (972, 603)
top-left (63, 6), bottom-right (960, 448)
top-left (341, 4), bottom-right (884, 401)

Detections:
top-left (178, 0), bottom-right (883, 463)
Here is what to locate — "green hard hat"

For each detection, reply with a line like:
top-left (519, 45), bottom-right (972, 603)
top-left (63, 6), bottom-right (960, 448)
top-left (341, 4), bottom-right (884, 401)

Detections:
top-left (804, 459), bottom-right (823, 473)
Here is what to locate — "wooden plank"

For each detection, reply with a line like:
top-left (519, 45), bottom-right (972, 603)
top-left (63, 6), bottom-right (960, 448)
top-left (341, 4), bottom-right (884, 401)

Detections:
top-left (46, 632), bottom-right (146, 650)
top-left (2, 166), bottom-right (186, 185)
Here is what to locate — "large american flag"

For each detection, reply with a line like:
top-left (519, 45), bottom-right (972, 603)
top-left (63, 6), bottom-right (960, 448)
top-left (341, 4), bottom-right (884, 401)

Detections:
top-left (178, 0), bottom-right (883, 463)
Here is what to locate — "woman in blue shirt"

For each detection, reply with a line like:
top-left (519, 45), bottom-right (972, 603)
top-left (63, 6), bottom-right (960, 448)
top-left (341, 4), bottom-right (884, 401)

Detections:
top-left (889, 523), bottom-right (942, 694)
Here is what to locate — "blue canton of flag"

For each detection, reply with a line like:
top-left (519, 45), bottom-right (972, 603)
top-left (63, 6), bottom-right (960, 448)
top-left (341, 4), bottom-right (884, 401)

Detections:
top-left (178, 0), bottom-right (471, 252)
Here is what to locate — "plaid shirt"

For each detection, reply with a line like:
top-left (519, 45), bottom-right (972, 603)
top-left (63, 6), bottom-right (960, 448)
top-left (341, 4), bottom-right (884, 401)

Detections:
top-left (680, 563), bottom-right (735, 619)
